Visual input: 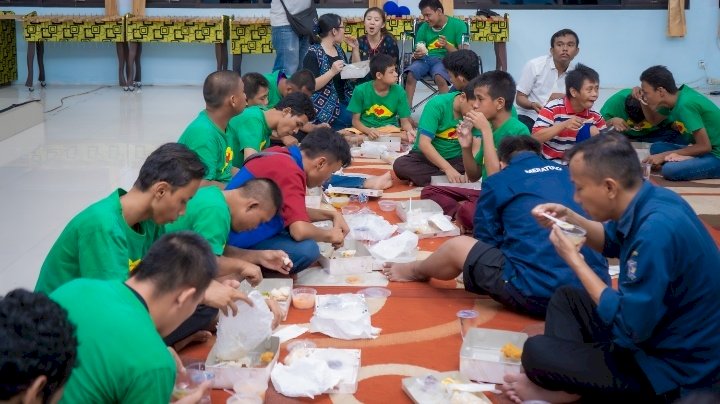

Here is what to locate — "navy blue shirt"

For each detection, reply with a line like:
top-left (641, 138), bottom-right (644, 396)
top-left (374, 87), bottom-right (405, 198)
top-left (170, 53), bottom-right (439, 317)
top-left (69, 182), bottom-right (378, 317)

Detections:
top-left (474, 152), bottom-right (609, 299)
top-left (598, 181), bottom-right (720, 394)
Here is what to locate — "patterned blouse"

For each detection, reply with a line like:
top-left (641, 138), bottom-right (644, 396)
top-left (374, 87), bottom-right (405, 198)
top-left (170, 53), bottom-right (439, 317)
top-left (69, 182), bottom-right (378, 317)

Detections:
top-left (358, 32), bottom-right (400, 65)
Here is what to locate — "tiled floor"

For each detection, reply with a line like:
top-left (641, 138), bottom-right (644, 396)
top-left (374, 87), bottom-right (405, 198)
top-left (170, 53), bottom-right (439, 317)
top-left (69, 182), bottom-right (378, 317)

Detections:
top-left (0, 84), bottom-right (715, 295)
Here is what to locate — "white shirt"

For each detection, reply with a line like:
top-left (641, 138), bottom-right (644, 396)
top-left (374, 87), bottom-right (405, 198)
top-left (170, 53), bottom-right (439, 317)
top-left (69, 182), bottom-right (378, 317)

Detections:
top-left (515, 55), bottom-right (575, 121)
top-left (270, 0), bottom-right (312, 27)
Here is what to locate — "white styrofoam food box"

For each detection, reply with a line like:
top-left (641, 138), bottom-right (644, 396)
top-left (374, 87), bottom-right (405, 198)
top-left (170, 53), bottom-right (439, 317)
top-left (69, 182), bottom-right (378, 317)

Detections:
top-left (395, 199), bottom-right (443, 222)
top-left (205, 336), bottom-right (280, 391)
top-left (459, 328), bottom-right (528, 384)
top-left (317, 239), bottom-right (379, 274)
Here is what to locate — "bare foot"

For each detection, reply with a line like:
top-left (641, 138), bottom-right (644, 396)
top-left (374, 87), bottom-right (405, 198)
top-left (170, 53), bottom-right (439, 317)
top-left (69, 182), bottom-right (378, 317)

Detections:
top-left (501, 373), bottom-right (580, 404)
top-left (382, 262), bottom-right (427, 282)
top-left (173, 330), bottom-right (212, 352)
top-left (364, 172), bottom-right (393, 190)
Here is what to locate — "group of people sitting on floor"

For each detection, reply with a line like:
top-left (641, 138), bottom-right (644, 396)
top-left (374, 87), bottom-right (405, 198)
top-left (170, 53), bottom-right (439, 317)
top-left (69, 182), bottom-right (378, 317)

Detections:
top-left (2, 0), bottom-right (720, 403)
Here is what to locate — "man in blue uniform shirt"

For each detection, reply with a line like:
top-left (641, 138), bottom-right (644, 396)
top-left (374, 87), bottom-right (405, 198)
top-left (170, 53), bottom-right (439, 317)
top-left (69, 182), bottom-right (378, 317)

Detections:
top-left (383, 136), bottom-right (609, 317)
top-left (502, 132), bottom-right (720, 403)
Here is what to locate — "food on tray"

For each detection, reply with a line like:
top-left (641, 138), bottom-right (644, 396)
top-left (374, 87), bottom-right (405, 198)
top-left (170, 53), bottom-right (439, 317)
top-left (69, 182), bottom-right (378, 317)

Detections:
top-left (500, 342), bottom-right (522, 361)
top-left (339, 249), bottom-right (356, 258)
top-left (260, 351), bottom-right (275, 364)
top-left (269, 287), bottom-right (290, 302)
top-left (345, 275), bottom-right (361, 284)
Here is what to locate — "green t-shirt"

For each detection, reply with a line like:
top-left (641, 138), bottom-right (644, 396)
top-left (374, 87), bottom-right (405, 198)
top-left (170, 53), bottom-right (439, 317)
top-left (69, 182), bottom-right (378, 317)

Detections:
top-left (413, 92), bottom-right (475, 160)
top-left (178, 110), bottom-right (234, 183)
top-left (670, 85), bottom-right (720, 159)
top-left (228, 106), bottom-right (271, 166)
top-left (35, 189), bottom-right (162, 295)
top-left (52, 279), bottom-right (176, 404)
top-left (265, 70), bottom-right (284, 109)
top-left (600, 88), bottom-right (661, 137)
top-left (416, 16), bottom-right (466, 59)
top-left (164, 186), bottom-right (231, 255)
top-left (474, 117), bottom-right (531, 178)
top-left (347, 81), bottom-right (411, 128)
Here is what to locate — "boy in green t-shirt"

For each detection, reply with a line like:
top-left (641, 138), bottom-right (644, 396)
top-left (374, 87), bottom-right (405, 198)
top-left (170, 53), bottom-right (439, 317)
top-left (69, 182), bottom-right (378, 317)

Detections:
top-left (228, 92), bottom-right (316, 164)
top-left (601, 88), bottom-right (685, 144)
top-left (179, 70), bottom-right (246, 188)
top-left (162, 179), bottom-right (288, 347)
top-left (392, 89), bottom-right (477, 186)
top-left (265, 68), bottom-right (315, 109)
top-left (459, 72), bottom-right (531, 181)
top-left (640, 65), bottom-right (720, 181)
top-left (347, 54), bottom-right (415, 143)
top-left (404, 0), bottom-right (467, 107)
top-left (51, 232), bottom-right (216, 404)
top-left (35, 143), bottom-right (251, 338)
top-left (242, 72), bottom-right (270, 107)
top-left (35, 143), bottom-right (205, 295)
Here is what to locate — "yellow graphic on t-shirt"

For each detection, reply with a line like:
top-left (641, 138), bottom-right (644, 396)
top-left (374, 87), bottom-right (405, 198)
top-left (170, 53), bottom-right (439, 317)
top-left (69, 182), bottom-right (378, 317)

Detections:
top-left (129, 258), bottom-right (141, 272)
top-left (365, 104), bottom-right (394, 118)
top-left (436, 126), bottom-right (458, 140)
top-left (671, 120), bottom-right (687, 134)
top-left (427, 37), bottom-right (453, 50)
top-left (627, 119), bottom-right (652, 130)
top-left (223, 146), bottom-right (233, 172)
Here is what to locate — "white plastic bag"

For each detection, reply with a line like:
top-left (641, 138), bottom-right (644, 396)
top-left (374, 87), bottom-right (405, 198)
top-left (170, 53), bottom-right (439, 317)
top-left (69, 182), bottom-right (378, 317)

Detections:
top-left (214, 291), bottom-right (273, 361)
top-left (345, 213), bottom-right (397, 241)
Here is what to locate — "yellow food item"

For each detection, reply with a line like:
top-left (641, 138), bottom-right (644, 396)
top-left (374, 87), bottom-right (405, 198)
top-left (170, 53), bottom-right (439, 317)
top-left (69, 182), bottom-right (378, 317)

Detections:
top-left (500, 342), bottom-right (522, 361)
top-left (260, 351), bottom-right (275, 364)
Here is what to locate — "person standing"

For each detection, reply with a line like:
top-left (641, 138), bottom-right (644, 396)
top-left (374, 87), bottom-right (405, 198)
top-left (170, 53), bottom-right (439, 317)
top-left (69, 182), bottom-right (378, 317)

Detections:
top-left (271, 0), bottom-right (313, 75)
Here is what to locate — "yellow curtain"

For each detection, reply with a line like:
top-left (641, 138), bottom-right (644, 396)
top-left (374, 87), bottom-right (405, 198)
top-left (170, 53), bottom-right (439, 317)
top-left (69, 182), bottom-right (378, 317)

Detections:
top-left (667, 0), bottom-right (686, 37)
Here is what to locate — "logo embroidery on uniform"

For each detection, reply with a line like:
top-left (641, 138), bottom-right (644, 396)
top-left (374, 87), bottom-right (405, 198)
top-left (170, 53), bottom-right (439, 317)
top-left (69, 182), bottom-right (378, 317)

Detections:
top-left (128, 258), bottom-right (141, 272)
top-left (223, 146), bottom-right (233, 172)
top-left (626, 251), bottom-right (639, 281)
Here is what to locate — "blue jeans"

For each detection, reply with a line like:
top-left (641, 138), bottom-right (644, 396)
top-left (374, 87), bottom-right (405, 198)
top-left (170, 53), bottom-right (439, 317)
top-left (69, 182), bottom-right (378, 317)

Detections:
top-left (271, 25), bottom-right (309, 75)
top-left (649, 142), bottom-right (720, 181)
top-left (246, 231), bottom-right (320, 274)
top-left (330, 103), bottom-right (352, 131)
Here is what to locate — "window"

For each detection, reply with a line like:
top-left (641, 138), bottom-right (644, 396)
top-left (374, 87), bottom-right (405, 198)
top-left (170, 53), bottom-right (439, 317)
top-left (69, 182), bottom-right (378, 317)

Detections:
top-left (454, 0), bottom-right (688, 9)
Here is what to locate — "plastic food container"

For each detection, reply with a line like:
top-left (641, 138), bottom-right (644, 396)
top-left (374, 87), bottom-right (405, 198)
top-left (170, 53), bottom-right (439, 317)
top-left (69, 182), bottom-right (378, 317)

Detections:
top-left (292, 287), bottom-right (317, 310)
top-left (459, 328), bottom-right (528, 384)
top-left (341, 203), bottom-right (361, 215)
top-left (378, 199), bottom-right (396, 211)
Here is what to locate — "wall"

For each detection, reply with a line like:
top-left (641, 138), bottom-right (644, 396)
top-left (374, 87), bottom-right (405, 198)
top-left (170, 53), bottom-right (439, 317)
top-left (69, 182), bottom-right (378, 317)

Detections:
top-left (5, 2), bottom-right (720, 88)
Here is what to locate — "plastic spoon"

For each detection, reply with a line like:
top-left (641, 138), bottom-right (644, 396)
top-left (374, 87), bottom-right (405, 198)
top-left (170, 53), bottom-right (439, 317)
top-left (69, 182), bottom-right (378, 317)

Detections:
top-left (541, 212), bottom-right (575, 230)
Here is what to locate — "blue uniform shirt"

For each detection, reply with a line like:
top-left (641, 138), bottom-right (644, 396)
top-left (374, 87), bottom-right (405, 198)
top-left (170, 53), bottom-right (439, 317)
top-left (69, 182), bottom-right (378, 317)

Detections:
top-left (598, 181), bottom-right (720, 394)
top-left (474, 151), bottom-right (609, 299)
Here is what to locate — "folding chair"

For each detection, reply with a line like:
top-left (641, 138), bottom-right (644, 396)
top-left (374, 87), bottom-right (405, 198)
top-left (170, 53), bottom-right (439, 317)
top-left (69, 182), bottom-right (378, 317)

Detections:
top-left (399, 18), bottom-right (482, 112)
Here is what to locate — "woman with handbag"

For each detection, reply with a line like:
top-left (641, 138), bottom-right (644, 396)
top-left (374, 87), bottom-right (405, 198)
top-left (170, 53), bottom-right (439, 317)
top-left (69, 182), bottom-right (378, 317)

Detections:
top-left (302, 14), bottom-right (355, 131)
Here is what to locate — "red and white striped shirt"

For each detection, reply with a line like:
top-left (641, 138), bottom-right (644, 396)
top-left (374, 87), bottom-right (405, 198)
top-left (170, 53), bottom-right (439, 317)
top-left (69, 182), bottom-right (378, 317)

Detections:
top-left (532, 97), bottom-right (606, 163)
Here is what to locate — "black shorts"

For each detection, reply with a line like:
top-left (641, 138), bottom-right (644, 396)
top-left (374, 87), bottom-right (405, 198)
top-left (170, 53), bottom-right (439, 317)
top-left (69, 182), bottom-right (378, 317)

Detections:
top-left (463, 241), bottom-right (549, 318)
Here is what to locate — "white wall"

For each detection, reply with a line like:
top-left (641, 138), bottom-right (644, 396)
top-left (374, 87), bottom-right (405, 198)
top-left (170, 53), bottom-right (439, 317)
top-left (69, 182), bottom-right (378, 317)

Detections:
top-left (6, 2), bottom-right (720, 88)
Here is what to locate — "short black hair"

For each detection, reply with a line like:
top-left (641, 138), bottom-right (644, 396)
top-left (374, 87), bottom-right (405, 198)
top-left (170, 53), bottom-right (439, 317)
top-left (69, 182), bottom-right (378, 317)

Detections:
top-left (131, 232), bottom-right (217, 299)
top-left (565, 130), bottom-right (642, 189)
top-left (0, 289), bottom-right (77, 402)
top-left (299, 127), bottom-right (352, 168)
top-left (442, 49), bottom-right (480, 82)
top-left (203, 70), bottom-right (241, 109)
top-left (624, 94), bottom-right (645, 124)
top-left (288, 69), bottom-right (316, 93)
top-left (551, 28), bottom-right (579, 48)
top-left (134, 143), bottom-right (206, 192)
top-left (317, 13), bottom-right (342, 38)
top-left (237, 178), bottom-right (283, 214)
top-left (419, 0), bottom-right (443, 12)
top-left (565, 63), bottom-right (599, 98)
top-left (370, 53), bottom-right (397, 79)
top-left (241, 72), bottom-right (269, 100)
top-left (497, 136), bottom-right (541, 163)
top-left (465, 71), bottom-right (516, 112)
top-left (640, 65), bottom-right (678, 94)
top-left (275, 92), bottom-right (317, 121)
